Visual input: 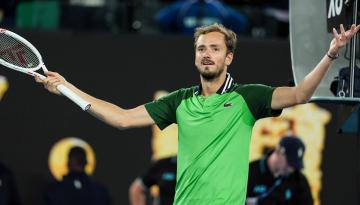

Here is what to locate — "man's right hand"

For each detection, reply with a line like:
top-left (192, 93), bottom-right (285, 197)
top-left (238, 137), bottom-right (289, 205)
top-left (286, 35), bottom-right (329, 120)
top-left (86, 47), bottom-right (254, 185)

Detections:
top-left (35, 71), bottom-right (66, 95)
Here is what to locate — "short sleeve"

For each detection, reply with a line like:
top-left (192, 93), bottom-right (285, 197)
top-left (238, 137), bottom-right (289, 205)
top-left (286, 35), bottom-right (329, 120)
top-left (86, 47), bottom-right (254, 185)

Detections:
top-left (236, 84), bottom-right (282, 120)
top-left (145, 89), bottom-right (185, 130)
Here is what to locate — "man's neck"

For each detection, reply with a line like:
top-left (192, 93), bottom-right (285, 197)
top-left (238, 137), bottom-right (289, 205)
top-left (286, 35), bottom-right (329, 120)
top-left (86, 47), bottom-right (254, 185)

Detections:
top-left (200, 72), bottom-right (227, 96)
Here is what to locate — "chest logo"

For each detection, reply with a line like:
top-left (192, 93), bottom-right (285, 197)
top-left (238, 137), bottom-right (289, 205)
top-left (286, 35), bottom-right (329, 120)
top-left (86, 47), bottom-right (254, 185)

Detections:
top-left (224, 102), bottom-right (233, 107)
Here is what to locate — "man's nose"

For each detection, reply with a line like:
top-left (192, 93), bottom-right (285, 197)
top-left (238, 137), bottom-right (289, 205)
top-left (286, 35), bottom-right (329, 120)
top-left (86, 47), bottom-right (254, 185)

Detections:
top-left (203, 49), bottom-right (211, 57)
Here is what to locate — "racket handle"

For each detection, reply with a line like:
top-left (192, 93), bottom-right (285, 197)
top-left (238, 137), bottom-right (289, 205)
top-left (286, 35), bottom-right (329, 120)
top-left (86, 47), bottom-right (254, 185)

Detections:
top-left (56, 84), bottom-right (91, 111)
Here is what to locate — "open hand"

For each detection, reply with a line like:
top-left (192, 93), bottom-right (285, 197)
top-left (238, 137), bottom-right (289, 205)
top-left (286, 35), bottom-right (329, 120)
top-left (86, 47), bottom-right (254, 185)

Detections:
top-left (329, 24), bottom-right (360, 56)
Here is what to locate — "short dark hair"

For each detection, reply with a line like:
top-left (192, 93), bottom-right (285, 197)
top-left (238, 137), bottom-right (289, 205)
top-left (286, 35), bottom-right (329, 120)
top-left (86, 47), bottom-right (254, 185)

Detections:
top-left (68, 146), bottom-right (87, 168)
top-left (194, 23), bottom-right (237, 54)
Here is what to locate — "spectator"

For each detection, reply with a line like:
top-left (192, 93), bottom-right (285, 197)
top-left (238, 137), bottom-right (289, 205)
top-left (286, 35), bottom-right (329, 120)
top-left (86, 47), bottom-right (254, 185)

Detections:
top-left (44, 146), bottom-right (111, 205)
top-left (155, 0), bottom-right (248, 35)
top-left (246, 136), bottom-right (313, 205)
top-left (129, 156), bottom-right (177, 205)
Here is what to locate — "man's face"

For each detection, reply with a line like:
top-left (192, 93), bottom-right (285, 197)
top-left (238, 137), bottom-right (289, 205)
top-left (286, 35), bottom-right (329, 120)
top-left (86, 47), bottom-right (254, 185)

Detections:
top-left (273, 146), bottom-right (295, 176)
top-left (195, 32), bottom-right (233, 81)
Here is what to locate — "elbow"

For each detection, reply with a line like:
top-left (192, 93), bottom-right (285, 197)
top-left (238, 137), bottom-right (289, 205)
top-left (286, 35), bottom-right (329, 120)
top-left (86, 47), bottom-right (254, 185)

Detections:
top-left (112, 113), bottom-right (131, 130)
top-left (296, 94), bottom-right (310, 104)
top-left (297, 97), bottom-right (308, 104)
top-left (294, 87), bottom-right (312, 104)
top-left (116, 119), bottom-right (131, 130)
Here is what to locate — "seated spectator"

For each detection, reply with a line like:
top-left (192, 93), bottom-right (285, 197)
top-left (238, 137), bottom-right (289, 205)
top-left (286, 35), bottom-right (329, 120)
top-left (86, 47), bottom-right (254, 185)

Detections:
top-left (155, 0), bottom-right (249, 35)
top-left (44, 146), bottom-right (111, 205)
top-left (246, 136), bottom-right (313, 205)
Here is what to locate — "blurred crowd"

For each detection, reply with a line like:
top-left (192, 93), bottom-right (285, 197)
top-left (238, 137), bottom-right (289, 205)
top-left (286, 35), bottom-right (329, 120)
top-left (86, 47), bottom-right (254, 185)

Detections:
top-left (0, 0), bottom-right (289, 38)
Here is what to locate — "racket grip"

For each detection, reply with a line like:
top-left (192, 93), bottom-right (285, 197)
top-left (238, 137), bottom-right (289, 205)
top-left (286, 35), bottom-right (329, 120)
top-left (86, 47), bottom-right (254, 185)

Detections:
top-left (56, 84), bottom-right (91, 111)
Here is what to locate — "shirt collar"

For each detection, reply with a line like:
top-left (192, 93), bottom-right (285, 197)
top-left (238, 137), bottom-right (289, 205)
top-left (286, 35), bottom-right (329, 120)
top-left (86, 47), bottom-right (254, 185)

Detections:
top-left (194, 73), bottom-right (235, 96)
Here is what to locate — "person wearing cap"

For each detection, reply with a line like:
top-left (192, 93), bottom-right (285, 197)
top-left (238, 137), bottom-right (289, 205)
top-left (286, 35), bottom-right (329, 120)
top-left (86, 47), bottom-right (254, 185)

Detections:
top-left (246, 136), bottom-right (313, 205)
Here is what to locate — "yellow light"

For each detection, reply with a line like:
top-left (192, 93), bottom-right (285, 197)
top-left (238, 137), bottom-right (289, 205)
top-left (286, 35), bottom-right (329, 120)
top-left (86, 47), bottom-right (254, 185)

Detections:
top-left (48, 137), bottom-right (96, 181)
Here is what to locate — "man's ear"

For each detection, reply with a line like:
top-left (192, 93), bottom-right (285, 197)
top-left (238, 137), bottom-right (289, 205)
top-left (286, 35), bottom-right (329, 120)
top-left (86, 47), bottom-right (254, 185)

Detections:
top-left (226, 52), bottom-right (234, 66)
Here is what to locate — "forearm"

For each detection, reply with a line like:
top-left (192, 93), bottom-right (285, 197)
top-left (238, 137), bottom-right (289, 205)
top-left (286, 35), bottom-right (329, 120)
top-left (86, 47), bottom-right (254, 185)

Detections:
top-left (63, 82), bottom-right (130, 128)
top-left (295, 54), bottom-right (333, 103)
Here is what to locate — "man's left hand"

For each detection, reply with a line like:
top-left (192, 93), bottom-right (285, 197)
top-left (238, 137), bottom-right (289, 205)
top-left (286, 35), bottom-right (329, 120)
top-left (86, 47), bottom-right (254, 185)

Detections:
top-left (329, 24), bottom-right (360, 56)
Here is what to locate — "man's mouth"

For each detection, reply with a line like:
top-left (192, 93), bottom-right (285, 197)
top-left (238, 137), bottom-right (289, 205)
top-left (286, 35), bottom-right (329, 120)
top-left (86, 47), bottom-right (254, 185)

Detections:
top-left (201, 59), bottom-right (215, 65)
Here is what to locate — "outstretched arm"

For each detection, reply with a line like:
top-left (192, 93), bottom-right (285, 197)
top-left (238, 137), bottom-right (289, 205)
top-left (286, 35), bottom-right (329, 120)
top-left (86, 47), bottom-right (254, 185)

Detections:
top-left (35, 71), bottom-right (155, 129)
top-left (271, 24), bottom-right (360, 110)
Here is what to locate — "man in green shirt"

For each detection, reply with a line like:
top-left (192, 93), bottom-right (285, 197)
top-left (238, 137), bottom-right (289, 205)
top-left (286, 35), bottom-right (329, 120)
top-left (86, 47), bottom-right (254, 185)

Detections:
top-left (37, 23), bottom-right (360, 204)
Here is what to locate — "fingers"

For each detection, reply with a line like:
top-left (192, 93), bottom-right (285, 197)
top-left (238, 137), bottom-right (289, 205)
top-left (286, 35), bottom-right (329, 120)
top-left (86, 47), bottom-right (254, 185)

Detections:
top-left (354, 24), bottom-right (360, 33)
top-left (332, 27), bottom-right (340, 41)
top-left (340, 24), bottom-right (346, 36)
top-left (43, 76), bottom-right (63, 88)
top-left (350, 24), bottom-right (356, 31)
top-left (346, 24), bottom-right (358, 36)
top-left (45, 71), bottom-right (60, 77)
top-left (333, 24), bottom-right (360, 42)
top-left (34, 70), bottom-right (65, 95)
top-left (34, 75), bottom-right (43, 83)
top-left (338, 24), bottom-right (348, 41)
top-left (45, 78), bottom-right (62, 88)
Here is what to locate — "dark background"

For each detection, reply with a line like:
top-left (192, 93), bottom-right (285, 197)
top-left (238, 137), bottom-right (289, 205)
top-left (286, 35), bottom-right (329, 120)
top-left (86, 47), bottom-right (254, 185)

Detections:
top-left (0, 31), bottom-right (358, 205)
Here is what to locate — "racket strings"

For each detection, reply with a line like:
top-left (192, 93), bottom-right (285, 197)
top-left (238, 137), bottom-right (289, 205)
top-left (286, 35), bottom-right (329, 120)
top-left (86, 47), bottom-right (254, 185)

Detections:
top-left (0, 33), bottom-right (40, 69)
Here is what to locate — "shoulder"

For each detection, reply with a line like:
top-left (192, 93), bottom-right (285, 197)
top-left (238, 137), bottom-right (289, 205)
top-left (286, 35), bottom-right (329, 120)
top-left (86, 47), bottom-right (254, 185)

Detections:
top-left (232, 83), bottom-right (275, 94)
top-left (155, 156), bottom-right (177, 166)
top-left (288, 171), bottom-right (310, 185)
top-left (157, 86), bottom-right (195, 102)
top-left (249, 159), bottom-right (262, 173)
top-left (174, 86), bottom-right (196, 98)
top-left (249, 159), bottom-right (261, 166)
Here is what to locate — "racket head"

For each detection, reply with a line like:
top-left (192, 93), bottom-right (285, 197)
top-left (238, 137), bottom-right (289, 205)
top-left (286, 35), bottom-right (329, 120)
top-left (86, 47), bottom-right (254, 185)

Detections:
top-left (0, 28), bottom-right (43, 72)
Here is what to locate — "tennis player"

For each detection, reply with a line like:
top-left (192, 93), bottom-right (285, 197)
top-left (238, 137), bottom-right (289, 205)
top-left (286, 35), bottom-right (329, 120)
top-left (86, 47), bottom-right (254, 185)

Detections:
top-left (36, 23), bottom-right (359, 204)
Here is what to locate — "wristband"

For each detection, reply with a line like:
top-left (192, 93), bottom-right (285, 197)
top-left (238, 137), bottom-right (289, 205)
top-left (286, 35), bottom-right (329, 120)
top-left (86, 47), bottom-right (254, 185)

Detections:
top-left (326, 52), bottom-right (339, 60)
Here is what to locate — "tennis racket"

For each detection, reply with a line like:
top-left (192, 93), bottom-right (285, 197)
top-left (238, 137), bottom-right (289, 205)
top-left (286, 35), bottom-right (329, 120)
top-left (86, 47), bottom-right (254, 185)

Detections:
top-left (0, 28), bottom-right (91, 111)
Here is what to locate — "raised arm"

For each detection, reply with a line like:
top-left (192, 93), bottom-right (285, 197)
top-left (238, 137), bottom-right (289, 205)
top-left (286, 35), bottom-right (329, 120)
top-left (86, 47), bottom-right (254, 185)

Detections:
top-left (271, 24), bottom-right (360, 110)
top-left (35, 71), bottom-right (155, 129)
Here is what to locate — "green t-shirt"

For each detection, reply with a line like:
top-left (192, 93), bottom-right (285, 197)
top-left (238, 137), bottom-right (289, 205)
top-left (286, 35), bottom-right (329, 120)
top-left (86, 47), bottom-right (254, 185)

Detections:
top-left (145, 76), bottom-right (281, 205)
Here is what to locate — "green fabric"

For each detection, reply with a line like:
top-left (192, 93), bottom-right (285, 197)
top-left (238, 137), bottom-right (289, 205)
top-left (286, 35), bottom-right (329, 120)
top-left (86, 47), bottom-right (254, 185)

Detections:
top-left (145, 83), bottom-right (280, 205)
top-left (145, 88), bottom-right (193, 130)
top-left (235, 84), bottom-right (281, 119)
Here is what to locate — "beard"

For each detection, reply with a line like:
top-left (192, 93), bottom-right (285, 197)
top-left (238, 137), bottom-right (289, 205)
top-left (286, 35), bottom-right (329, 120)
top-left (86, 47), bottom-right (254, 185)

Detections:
top-left (198, 66), bottom-right (224, 81)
